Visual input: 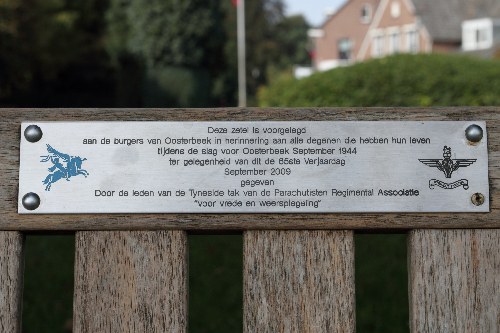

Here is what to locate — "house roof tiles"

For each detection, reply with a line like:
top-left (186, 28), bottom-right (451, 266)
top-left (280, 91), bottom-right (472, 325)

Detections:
top-left (412, 0), bottom-right (500, 42)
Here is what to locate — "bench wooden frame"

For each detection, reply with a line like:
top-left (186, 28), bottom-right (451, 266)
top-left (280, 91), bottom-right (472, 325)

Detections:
top-left (0, 108), bottom-right (498, 332)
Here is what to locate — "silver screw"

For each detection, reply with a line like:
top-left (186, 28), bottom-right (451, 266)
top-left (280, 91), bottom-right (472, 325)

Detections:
top-left (471, 193), bottom-right (485, 206)
top-left (22, 192), bottom-right (41, 210)
top-left (465, 124), bottom-right (483, 143)
top-left (24, 125), bottom-right (43, 143)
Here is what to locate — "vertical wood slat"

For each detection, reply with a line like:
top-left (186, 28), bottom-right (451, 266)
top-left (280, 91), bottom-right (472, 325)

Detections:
top-left (73, 231), bottom-right (187, 333)
top-left (243, 230), bottom-right (355, 333)
top-left (0, 232), bottom-right (24, 333)
top-left (409, 229), bottom-right (500, 333)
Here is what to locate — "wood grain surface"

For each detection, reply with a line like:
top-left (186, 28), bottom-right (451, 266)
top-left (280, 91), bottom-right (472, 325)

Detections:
top-left (243, 230), bottom-right (355, 333)
top-left (73, 231), bottom-right (187, 333)
top-left (1, 107), bottom-right (499, 230)
top-left (408, 229), bottom-right (500, 333)
top-left (0, 232), bottom-right (24, 333)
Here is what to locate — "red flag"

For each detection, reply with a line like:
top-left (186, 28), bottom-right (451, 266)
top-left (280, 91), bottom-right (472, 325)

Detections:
top-left (231, 0), bottom-right (239, 6)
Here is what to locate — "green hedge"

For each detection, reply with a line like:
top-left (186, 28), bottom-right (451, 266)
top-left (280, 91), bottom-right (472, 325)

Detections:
top-left (259, 54), bottom-right (500, 107)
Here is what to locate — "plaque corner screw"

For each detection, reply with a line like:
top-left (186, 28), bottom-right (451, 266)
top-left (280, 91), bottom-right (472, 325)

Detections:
top-left (471, 193), bottom-right (485, 206)
top-left (22, 192), bottom-right (40, 211)
top-left (24, 125), bottom-right (43, 143)
top-left (465, 124), bottom-right (483, 143)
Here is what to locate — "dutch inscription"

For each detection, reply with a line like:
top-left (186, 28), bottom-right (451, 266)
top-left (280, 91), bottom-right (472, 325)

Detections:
top-left (18, 121), bottom-right (489, 213)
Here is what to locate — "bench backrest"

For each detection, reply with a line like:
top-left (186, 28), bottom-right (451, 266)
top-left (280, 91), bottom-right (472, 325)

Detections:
top-left (1, 108), bottom-right (499, 332)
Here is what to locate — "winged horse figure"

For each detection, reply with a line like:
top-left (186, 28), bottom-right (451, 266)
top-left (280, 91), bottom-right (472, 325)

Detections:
top-left (40, 144), bottom-right (89, 191)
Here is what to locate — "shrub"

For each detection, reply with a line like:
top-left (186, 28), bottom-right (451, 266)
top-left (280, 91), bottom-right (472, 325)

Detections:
top-left (258, 54), bottom-right (500, 107)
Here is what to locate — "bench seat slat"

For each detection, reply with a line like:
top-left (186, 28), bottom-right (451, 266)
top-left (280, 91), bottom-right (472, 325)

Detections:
top-left (73, 231), bottom-right (187, 333)
top-left (0, 232), bottom-right (23, 333)
top-left (243, 230), bottom-right (355, 333)
top-left (409, 229), bottom-right (500, 333)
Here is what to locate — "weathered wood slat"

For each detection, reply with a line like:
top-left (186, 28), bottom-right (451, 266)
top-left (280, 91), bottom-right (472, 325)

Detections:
top-left (243, 230), bottom-right (355, 332)
top-left (0, 232), bottom-right (24, 333)
top-left (73, 231), bottom-right (187, 333)
top-left (408, 229), bottom-right (500, 333)
top-left (1, 107), bottom-right (499, 230)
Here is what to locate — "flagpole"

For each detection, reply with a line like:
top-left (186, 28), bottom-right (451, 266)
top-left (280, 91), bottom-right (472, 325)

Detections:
top-left (237, 0), bottom-right (247, 107)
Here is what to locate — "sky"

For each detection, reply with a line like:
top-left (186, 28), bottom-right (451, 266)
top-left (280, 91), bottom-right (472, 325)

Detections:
top-left (284, 0), bottom-right (346, 26)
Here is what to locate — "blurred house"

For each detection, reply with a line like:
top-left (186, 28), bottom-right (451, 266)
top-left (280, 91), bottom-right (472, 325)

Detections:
top-left (307, 0), bottom-right (500, 73)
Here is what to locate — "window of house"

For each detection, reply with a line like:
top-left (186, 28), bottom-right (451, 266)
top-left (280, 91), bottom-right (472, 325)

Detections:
top-left (361, 4), bottom-right (372, 23)
top-left (462, 18), bottom-right (493, 51)
top-left (476, 28), bottom-right (488, 44)
top-left (406, 29), bottom-right (419, 53)
top-left (388, 31), bottom-right (400, 54)
top-left (338, 38), bottom-right (353, 60)
top-left (372, 34), bottom-right (385, 57)
top-left (391, 1), bottom-right (401, 18)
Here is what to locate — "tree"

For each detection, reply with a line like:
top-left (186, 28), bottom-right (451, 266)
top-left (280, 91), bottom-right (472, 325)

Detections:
top-left (105, 0), bottom-right (309, 107)
top-left (235, 1), bottom-right (309, 103)
top-left (0, 0), bottom-right (308, 107)
top-left (0, 0), bottom-right (114, 106)
top-left (106, 0), bottom-right (228, 107)
top-left (274, 14), bottom-right (310, 67)
top-left (0, 0), bottom-right (27, 101)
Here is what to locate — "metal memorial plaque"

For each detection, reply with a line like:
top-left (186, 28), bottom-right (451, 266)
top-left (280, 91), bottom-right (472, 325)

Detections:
top-left (18, 121), bottom-right (489, 214)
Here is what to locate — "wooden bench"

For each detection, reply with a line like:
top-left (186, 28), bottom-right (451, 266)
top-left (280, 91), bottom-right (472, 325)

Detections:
top-left (1, 108), bottom-right (499, 332)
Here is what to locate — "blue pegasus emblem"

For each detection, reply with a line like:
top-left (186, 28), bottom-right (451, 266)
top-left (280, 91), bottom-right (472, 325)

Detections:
top-left (40, 144), bottom-right (89, 191)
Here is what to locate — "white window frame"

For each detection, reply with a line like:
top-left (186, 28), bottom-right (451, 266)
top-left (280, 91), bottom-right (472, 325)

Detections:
top-left (402, 24), bottom-right (419, 53)
top-left (462, 18), bottom-right (493, 51)
top-left (338, 38), bottom-right (354, 61)
top-left (391, 1), bottom-right (401, 18)
top-left (387, 27), bottom-right (401, 54)
top-left (360, 4), bottom-right (372, 24)
top-left (371, 29), bottom-right (385, 57)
